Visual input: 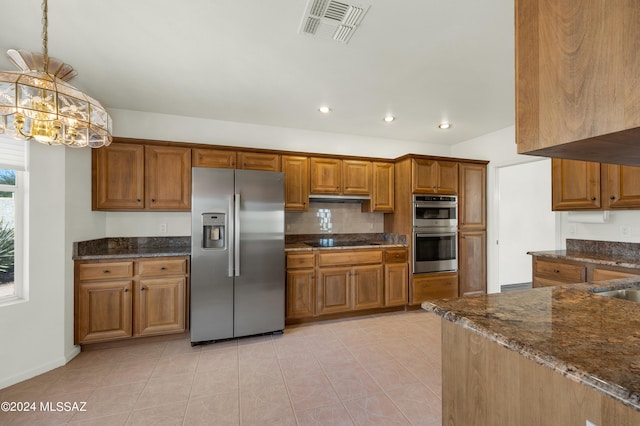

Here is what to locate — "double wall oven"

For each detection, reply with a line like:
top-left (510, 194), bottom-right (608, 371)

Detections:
top-left (412, 195), bottom-right (458, 273)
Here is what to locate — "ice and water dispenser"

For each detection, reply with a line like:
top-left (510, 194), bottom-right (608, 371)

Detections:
top-left (202, 213), bottom-right (225, 249)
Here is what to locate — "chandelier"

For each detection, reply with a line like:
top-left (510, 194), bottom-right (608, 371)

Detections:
top-left (0, 0), bottom-right (112, 148)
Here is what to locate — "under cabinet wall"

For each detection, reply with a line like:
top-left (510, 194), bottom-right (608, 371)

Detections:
top-left (285, 202), bottom-right (384, 234)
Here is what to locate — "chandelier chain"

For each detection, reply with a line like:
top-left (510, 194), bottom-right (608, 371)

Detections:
top-left (42, 0), bottom-right (49, 73)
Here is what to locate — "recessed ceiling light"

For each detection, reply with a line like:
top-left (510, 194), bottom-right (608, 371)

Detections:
top-left (318, 106), bottom-right (331, 114)
top-left (438, 122), bottom-right (451, 129)
top-left (384, 115), bottom-right (395, 123)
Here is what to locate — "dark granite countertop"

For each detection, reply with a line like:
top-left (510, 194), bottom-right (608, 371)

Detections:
top-left (529, 238), bottom-right (640, 270)
top-left (284, 233), bottom-right (407, 252)
top-left (423, 278), bottom-right (640, 411)
top-left (73, 237), bottom-right (190, 260)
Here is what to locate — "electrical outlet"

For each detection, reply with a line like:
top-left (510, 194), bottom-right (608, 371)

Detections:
top-left (586, 420), bottom-right (597, 426)
top-left (621, 225), bottom-right (631, 236)
top-left (160, 223), bottom-right (168, 233)
top-left (569, 224), bottom-right (577, 235)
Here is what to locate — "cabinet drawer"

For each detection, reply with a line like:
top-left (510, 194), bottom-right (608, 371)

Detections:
top-left (533, 277), bottom-right (567, 288)
top-left (411, 273), bottom-right (458, 303)
top-left (318, 250), bottom-right (383, 267)
top-left (137, 258), bottom-right (187, 277)
top-left (592, 267), bottom-right (640, 281)
top-left (287, 253), bottom-right (315, 269)
top-left (534, 259), bottom-right (586, 283)
top-left (384, 248), bottom-right (407, 263)
top-left (79, 261), bottom-right (134, 281)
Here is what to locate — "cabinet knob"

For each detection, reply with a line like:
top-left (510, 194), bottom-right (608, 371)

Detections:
top-left (124, 288), bottom-right (128, 292)
top-left (160, 266), bottom-right (167, 270)
top-left (591, 197), bottom-right (596, 201)
top-left (141, 287), bottom-right (146, 291)
top-left (610, 196), bottom-right (616, 200)
top-left (151, 199), bottom-right (156, 203)
top-left (136, 199), bottom-right (141, 203)
top-left (553, 269), bottom-right (560, 273)
top-left (103, 270), bottom-right (110, 274)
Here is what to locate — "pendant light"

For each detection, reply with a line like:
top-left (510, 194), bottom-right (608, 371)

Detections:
top-left (0, 0), bottom-right (112, 148)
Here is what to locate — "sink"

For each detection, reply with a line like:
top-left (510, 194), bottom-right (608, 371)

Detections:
top-left (596, 288), bottom-right (640, 303)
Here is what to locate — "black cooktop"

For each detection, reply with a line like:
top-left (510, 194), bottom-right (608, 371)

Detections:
top-left (304, 240), bottom-right (381, 247)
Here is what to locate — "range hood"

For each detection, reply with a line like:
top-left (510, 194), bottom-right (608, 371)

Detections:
top-left (308, 194), bottom-right (371, 203)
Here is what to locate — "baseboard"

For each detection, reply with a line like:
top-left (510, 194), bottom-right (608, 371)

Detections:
top-left (0, 355), bottom-right (69, 390)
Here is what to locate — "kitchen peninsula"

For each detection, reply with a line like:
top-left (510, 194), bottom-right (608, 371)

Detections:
top-left (423, 278), bottom-right (640, 425)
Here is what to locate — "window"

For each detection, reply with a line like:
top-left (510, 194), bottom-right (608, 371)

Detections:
top-left (0, 138), bottom-right (26, 304)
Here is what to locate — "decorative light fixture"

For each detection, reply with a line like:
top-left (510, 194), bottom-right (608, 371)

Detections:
top-left (383, 115), bottom-right (395, 123)
top-left (0, 0), bottom-right (112, 148)
top-left (318, 106), bottom-right (332, 114)
top-left (438, 122), bottom-right (451, 129)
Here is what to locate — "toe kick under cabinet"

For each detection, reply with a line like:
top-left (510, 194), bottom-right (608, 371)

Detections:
top-left (74, 256), bottom-right (189, 345)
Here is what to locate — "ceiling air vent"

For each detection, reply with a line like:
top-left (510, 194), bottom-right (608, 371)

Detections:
top-left (299, 0), bottom-right (370, 44)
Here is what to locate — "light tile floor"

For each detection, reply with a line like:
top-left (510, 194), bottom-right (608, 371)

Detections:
top-left (0, 310), bottom-right (442, 425)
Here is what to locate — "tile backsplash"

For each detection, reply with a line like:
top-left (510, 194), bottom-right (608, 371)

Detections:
top-left (285, 202), bottom-right (384, 235)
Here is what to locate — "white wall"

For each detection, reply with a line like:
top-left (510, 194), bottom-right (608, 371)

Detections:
top-left (559, 210), bottom-right (640, 245)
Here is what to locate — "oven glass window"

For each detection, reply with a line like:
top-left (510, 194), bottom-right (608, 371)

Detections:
top-left (414, 206), bottom-right (456, 220)
top-left (415, 235), bottom-right (456, 261)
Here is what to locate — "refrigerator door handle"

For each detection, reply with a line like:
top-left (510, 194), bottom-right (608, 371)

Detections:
top-left (234, 193), bottom-right (241, 277)
top-left (228, 196), bottom-right (234, 277)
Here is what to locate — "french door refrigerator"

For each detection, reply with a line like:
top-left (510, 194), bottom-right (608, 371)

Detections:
top-left (190, 167), bottom-right (285, 345)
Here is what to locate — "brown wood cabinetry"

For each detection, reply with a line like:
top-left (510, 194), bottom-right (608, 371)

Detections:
top-left (592, 267), bottom-right (640, 281)
top-left (192, 148), bottom-right (236, 168)
top-left (352, 265), bottom-right (384, 310)
top-left (412, 159), bottom-right (458, 194)
top-left (145, 146), bottom-right (191, 210)
top-left (411, 272), bottom-right (458, 304)
top-left (92, 143), bottom-right (145, 210)
top-left (285, 252), bottom-right (315, 319)
top-left (363, 162), bottom-right (394, 212)
top-left (93, 143), bottom-right (191, 211)
top-left (282, 156), bottom-right (309, 211)
top-left (310, 157), bottom-right (371, 195)
top-left (237, 152), bottom-right (281, 171)
top-left (459, 231), bottom-right (487, 297)
top-left (552, 158), bottom-right (640, 210)
top-left (384, 248), bottom-right (408, 307)
top-left (515, 0), bottom-right (640, 165)
top-left (459, 162), bottom-right (486, 229)
top-left (316, 267), bottom-right (352, 315)
top-left (532, 257), bottom-right (587, 288)
top-left (75, 256), bottom-right (189, 344)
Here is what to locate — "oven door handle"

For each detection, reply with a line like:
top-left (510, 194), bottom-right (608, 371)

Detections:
top-left (415, 232), bottom-right (457, 238)
top-left (414, 202), bottom-right (457, 208)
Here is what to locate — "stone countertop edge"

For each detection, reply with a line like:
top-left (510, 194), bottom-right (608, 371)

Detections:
top-left (285, 242), bottom-right (407, 252)
top-left (528, 250), bottom-right (640, 270)
top-left (422, 278), bottom-right (640, 412)
top-left (73, 247), bottom-right (191, 260)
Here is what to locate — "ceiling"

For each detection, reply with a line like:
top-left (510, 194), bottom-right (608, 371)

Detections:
top-left (0, 0), bottom-right (515, 146)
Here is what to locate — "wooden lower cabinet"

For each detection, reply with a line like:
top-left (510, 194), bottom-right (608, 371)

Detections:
top-left (75, 256), bottom-right (189, 345)
top-left (459, 231), bottom-right (487, 296)
top-left (385, 263), bottom-right (408, 306)
top-left (411, 272), bottom-right (458, 305)
top-left (532, 257), bottom-right (587, 288)
top-left (317, 267), bottom-right (352, 315)
top-left (286, 269), bottom-right (315, 319)
top-left (352, 265), bottom-right (384, 310)
top-left (591, 267), bottom-right (640, 281)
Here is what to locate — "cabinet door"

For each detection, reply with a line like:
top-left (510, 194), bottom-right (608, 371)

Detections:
top-left (310, 158), bottom-right (341, 194)
top-left (135, 277), bottom-right (185, 336)
top-left (352, 265), bottom-right (383, 310)
top-left (145, 146), bottom-right (192, 210)
top-left (316, 267), bottom-right (352, 314)
top-left (282, 156), bottom-right (309, 211)
top-left (436, 161), bottom-right (459, 194)
top-left (92, 143), bottom-right (144, 210)
top-left (192, 148), bottom-right (236, 168)
top-left (367, 162), bottom-right (394, 212)
top-left (605, 164), bottom-right (640, 209)
top-left (411, 272), bottom-right (458, 305)
top-left (592, 267), bottom-right (640, 281)
top-left (237, 152), bottom-right (281, 171)
top-left (342, 160), bottom-right (371, 195)
top-left (385, 263), bottom-right (408, 306)
top-left (286, 269), bottom-right (315, 319)
top-left (459, 163), bottom-right (486, 229)
top-left (77, 280), bottom-right (132, 344)
top-left (412, 159), bottom-right (438, 193)
top-left (532, 257), bottom-right (586, 287)
top-left (552, 159), bottom-right (601, 210)
top-left (458, 231), bottom-right (487, 297)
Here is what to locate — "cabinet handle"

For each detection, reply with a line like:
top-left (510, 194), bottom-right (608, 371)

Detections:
top-left (141, 287), bottom-right (146, 291)
top-left (103, 270), bottom-right (110, 274)
top-left (591, 197), bottom-right (596, 201)
top-left (124, 288), bottom-right (128, 292)
top-left (136, 199), bottom-right (141, 203)
top-left (610, 196), bottom-right (616, 200)
top-left (151, 199), bottom-right (156, 203)
top-left (160, 267), bottom-right (167, 270)
top-left (553, 269), bottom-right (560, 273)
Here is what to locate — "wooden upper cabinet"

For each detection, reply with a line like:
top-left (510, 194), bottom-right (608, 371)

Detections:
top-left (412, 159), bottom-right (458, 194)
top-left (552, 159), bottom-right (601, 210)
top-left (459, 162), bottom-right (486, 229)
top-left (237, 152), bottom-right (281, 172)
top-left (145, 145), bottom-right (191, 211)
top-left (342, 160), bottom-right (371, 195)
top-left (92, 143), bottom-right (145, 210)
top-left (310, 157), bottom-right (342, 194)
top-left (282, 156), bottom-right (309, 211)
top-left (604, 164), bottom-right (640, 209)
top-left (515, 0), bottom-right (640, 164)
top-left (364, 162), bottom-right (394, 212)
top-left (192, 148), bottom-right (236, 169)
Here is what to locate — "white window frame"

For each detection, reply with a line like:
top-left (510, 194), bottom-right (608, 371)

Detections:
top-left (0, 168), bottom-right (26, 306)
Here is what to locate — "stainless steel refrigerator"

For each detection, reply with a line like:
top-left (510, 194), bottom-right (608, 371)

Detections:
top-left (190, 167), bottom-right (285, 344)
